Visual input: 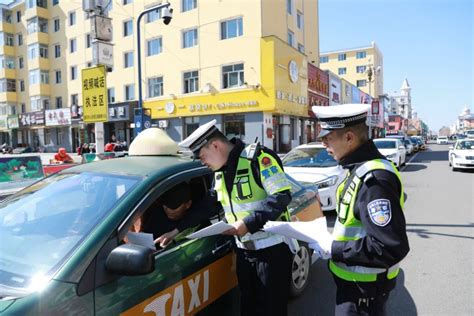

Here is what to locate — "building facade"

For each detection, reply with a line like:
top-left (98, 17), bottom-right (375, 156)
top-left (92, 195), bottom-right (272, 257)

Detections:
top-left (0, 0), bottom-right (320, 152)
top-left (319, 41), bottom-right (383, 98)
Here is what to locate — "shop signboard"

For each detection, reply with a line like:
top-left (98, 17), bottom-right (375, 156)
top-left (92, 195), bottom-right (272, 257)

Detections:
top-left (307, 64), bottom-right (329, 117)
top-left (328, 72), bottom-right (341, 105)
top-left (82, 65), bottom-right (108, 123)
top-left (108, 102), bottom-right (135, 122)
top-left (0, 115), bottom-right (7, 131)
top-left (341, 79), bottom-right (353, 104)
top-left (351, 86), bottom-right (361, 104)
top-left (19, 111), bottom-right (45, 128)
top-left (7, 115), bottom-right (19, 129)
top-left (45, 108), bottom-right (72, 126)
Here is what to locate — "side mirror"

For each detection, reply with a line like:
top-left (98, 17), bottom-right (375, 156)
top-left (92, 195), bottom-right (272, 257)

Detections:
top-left (399, 146), bottom-right (405, 150)
top-left (105, 244), bottom-right (155, 276)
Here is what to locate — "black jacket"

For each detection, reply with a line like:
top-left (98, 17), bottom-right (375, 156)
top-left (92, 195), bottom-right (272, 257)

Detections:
top-left (331, 140), bottom-right (410, 270)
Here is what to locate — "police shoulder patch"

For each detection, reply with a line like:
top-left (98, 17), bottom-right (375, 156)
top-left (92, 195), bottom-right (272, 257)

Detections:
top-left (261, 156), bottom-right (272, 167)
top-left (367, 199), bottom-right (391, 227)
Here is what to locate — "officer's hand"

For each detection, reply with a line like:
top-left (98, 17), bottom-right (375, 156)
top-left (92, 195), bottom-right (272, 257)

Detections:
top-left (222, 220), bottom-right (248, 236)
top-left (309, 242), bottom-right (331, 260)
top-left (155, 228), bottom-right (179, 248)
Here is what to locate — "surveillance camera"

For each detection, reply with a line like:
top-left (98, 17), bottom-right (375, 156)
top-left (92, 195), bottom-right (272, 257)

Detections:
top-left (162, 7), bottom-right (173, 25)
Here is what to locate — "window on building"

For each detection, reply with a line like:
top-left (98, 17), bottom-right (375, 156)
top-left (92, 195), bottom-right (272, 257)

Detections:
top-left (21, 103), bottom-right (26, 113)
top-left (338, 53), bottom-right (346, 61)
top-left (19, 80), bottom-right (25, 92)
top-left (108, 87), bottom-right (115, 103)
top-left (1, 56), bottom-right (15, 69)
top-left (183, 70), bottom-right (198, 94)
top-left (19, 56), bottom-right (23, 68)
top-left (125, 84), bottom-right (135, 101)
top-left (148, 77), bottom-right (163, 98)
top-left (297, 11), bottom-right (303, 29)
top-left (147, 37), bottom-right (162, 56)
top-left (53, 0), bottom-right (59, 6)
top-left (28, 44), bottom-right (37, 59)
top-left (338, 67), bottom-right (347, 75)
top-left (356, 65), bottom-right (366, 73)
top-left (357, 80), bottom-right (367, 87)
top-left (320, 56), bottom-right (328, 63)
top-left (287, 30), bottom-right (294, 47)
top-left (29, 69), bottom-right (39, 84)
top-left (54, 18), bottom-right (60, 32)
top-left (86, 33), bottom-right (91, 48)
top-left (55, 96), bottom-right (62, 109)
top-left (123, 0), bottom-right (132, 5)
top-left (124, 51), bottom-right (133, 68)
top-left (182, 0), bottom-right (197, 12)
top-left (55, 44), bottom-right (61, 58)
top-left (222, 63), bottom-right (244, 89)
top-left (71, 66), bottom-right (77, 80)
top-left (27, 0), bottom-right (47, 9)
top-left (40, 70), bottom-right (49, 84)
top-left (87, 61), bottom-right (92, 67)
top-left (0, 79), bottom-right (16, 92)
top-left (298, 43), bottom-right (304, 53)
top-left (146, 7), bottom-right (161, 23)
top-left (221, 17), bottom-right (243, 40)
top-left (182, 28), bottom-right (198, 48)
top-left (16, 10), bottom-right (20, 22)
top-left (17, 33), bottom-right (22, 46)
top-left (69, 11), bottom-right (76, 26)
top-left (39, 44), bottom-right (48, 58)
top-left (70, 38), bottom-right (76, 53)
top-left (184, 117), bottom-right (199, 137)
top-left (287, 0), bottom-right (293, 14)
top-left (123, 20), bottom-right (133, 37)
top-left (55, 70), bottom-right (61, 84)
top-left (224, 114), bottom-right (245, 139)
top-left (71, 94), bottom-right (78, 106)
top-left (356, 51), bottom-right (366, 59)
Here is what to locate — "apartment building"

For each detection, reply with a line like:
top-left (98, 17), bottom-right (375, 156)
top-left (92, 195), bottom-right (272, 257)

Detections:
top-left (0, 0), bottom-right (320, 152)
top-left (319, 41), bottom-right (383, 99)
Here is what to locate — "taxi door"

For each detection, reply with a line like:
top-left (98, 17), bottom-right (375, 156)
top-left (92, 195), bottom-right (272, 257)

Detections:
top-left (93, 173), bottom-right (238, 315)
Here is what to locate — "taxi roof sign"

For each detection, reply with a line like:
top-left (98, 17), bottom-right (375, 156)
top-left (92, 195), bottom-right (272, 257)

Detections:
top-left (128, 128), bottom-right (179, 156)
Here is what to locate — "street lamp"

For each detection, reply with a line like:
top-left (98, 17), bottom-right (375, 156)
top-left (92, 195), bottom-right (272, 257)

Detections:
top-left (136, 3), bottom-right (173, 135)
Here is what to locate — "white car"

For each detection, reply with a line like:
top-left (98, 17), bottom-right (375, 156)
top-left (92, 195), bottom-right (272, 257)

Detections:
top-left (282, 143), bottom-right (347, 211)
top-left (403, 139), bottom-right (414, 155)
top-left (449, 139), bottom-right (474, 171)
top-left (437, 136), bottom-right (449, 144)
top-left (373, 138), bottom-right (406, 168)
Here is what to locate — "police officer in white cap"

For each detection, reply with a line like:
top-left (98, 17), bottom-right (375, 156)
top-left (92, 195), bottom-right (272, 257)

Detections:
top-left (310, 104), bottom-right (409, 315)
top-left (179, 120), bottom-right (293, 316)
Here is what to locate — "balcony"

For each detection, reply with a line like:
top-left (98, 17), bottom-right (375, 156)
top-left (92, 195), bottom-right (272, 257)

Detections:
top-left (0, 22), bottom-right (13, 34)
top-left (0, 68), bottom-right (16, 79)
top-left (0, 92), bottom-right (17, 103)
top-left (0, 45), bottom-right (14, 56)
top-left (29, 83), bottom-right (50, 96)
top-left (25, 6), bottom-right (49, 21)
top-left (28, 57), bottom-right (50, 70)
top-left (27, 31), bottom-right (49, 46)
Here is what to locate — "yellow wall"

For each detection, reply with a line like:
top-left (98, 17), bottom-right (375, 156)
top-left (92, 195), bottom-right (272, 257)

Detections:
top-left (320, 44), bottom-right (383, 97)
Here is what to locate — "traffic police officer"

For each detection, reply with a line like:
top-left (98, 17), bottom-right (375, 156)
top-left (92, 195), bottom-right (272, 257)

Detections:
top-left (310, 104), bottom-right (410, 315)
top-left (179, 120), bottom-right (293, 316)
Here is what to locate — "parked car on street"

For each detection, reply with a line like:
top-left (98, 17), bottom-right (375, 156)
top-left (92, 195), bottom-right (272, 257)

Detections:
top-left (0, 129), bottom-right (322, 315)
top-left (411, 137), bottom-right (426, 150)
top-left (448, 139), bottom-right (474, 171)
top-left (437, 136), bottom-right (449, 144)
top-left (282, 143), bottom-right (347, 211)
top-left (373, 138), bottom-right (406, 168)
top-left (403, 139), bottom-right (414, 155)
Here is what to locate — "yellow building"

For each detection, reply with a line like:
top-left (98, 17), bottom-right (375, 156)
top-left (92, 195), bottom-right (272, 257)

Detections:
top-left (0, 0), bottom-right (319, 152)
top-left (319, 41), bottom-right (383, 98)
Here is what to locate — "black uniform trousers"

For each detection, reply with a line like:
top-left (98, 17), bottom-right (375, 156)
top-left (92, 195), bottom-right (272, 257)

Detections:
top-left (235, 242), bottom-right (292, 316)
top-left (333, 274), bottom-right (395, 316)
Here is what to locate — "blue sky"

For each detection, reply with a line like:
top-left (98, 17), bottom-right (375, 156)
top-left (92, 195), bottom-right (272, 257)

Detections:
top-left (319, 0), bottom-right (473, 132)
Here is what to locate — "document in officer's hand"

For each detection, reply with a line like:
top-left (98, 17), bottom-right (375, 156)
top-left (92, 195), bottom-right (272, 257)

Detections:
top-left (126, 232), bottom-right (156, 251)
top-left (263, 217), bottom-right (330, 243)
top-left (186, 221), bottom-right (234, 239)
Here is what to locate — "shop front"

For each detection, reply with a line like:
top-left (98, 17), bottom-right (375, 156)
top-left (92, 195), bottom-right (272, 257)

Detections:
top-left (146, 36), bottom-right (309, 153)
top-left (307, 63), bottom-right (329, 142)
top-left (18, 111), bottom-right (45, 151)
top-left (104, 101), bottom-right (137, 146)
top-left (6, 115), bottom-right (19, 147)
top-left (328, 71), bottom-right (341, 106)
top-left (44, 108), bottom-right (72, 152)
top-left (0, 115), bottom-right (9, 145)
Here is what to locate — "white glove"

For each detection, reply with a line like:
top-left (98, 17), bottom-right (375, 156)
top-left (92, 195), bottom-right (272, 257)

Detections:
top-left (309, 233), bottom-right (334, 260)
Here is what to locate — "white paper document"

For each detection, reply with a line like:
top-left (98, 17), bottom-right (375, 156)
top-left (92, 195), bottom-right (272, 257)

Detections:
top-left (186, 221), bottom-right (234, 239)
top-left (263, 217), bottom-right (330, 244)
top-left (126, 232), bottom-right (156, 251)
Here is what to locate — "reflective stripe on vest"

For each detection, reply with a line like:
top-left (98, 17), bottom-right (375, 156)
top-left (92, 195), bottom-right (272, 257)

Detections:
top-left (214, 146), bottom-right (290, 246)
top-left (330, 158), bottom-right (404, 282)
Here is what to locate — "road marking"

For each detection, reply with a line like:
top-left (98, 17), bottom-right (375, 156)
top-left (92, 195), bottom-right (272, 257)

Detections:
top-left (400, 151), bottom-right (420, 171)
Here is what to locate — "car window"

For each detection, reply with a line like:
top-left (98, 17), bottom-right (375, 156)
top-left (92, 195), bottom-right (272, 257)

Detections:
top-left (456, 141), bottom-right (474, 150)
top-left (282, 147), bottom-right (337, 167)
top-left (374, 141), bottom-right (396, 149)
top-left (0, 172), bottom-right (139, 294)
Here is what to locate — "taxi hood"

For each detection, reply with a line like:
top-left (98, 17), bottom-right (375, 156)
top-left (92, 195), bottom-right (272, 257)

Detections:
top-left (128, 128), bottom-right (179, 156)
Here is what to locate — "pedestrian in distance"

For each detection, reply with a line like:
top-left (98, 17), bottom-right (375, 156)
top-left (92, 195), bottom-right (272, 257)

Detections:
top-left (179, 120), bottom-right (294, 316)
top-left (309, 103), bottom-right (410, 316)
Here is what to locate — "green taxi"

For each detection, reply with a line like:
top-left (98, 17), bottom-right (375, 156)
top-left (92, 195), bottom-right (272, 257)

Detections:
top-left (0, 129), bottom-right (321, 315)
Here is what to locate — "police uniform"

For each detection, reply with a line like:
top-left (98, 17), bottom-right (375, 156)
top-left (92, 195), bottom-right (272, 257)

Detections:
top-left (311, 104), bottom-right (410, 316)
top-left (179, 120), bottom-right (293, 316)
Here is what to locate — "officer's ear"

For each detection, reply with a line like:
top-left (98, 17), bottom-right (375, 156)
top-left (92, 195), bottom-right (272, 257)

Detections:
top-left (344, 130), bottom-right (356, 144)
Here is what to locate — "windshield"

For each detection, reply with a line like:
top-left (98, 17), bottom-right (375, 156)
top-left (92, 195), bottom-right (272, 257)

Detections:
top-left (0, 172), bottom-right (139, 295)
top-left (283, 147), bottom-right (337, 167)
top-left (438, 136), bottom-right (447, 140)
top-left (374, 141), bottom-right (397, 149)
top-left (455, 141), bottom-right (474, 150)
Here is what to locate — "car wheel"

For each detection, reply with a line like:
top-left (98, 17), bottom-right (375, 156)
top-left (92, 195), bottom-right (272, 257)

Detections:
top-left (451, 163), bottom-right (457, 172)
top-left (449, 156), bottom-right (452, 167)
top-left (290, 243), bottom-right (311, 297)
